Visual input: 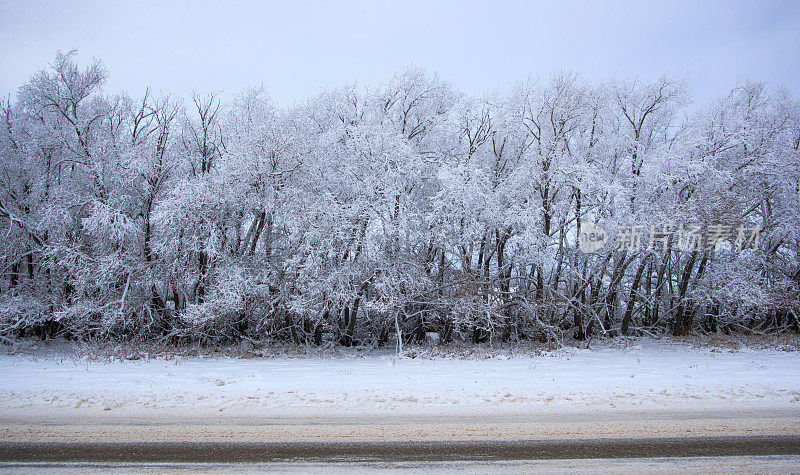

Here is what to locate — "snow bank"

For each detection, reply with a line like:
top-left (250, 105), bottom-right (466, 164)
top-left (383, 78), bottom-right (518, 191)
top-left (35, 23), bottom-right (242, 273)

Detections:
top-left (1, 339), bottom-right (798, 418)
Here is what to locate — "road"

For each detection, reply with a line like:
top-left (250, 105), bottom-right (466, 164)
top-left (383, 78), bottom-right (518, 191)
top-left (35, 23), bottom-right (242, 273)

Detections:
top-left (1, 408), bottom-right (798, 471)
top-left (2, 407), bottom-right (799, 442)
top-left (1, 436), bottom-right (800, 463)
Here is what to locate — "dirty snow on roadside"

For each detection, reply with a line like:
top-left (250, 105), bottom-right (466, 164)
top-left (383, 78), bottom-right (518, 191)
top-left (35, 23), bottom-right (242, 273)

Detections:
top-left (1, 339), bottom-right (798, 417)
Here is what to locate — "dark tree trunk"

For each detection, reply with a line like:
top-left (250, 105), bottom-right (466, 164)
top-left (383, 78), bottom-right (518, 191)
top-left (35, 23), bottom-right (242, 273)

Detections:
top-left (313, 311), bottom-right (326, 346)
top-left (604, 251), bottom-right (629, 331)
top-left (621, 256), bottom-right (649, 335)
top-left (249, 211), bottom-right (266, 255)
top-left (340, 307), bottom-right (352, 346)
top-left (197, 250), bottom-right (208, 304)
top-left (673, 250), bottom-right (699, 336)
top-left (9, 262), bottom-right (19, 288)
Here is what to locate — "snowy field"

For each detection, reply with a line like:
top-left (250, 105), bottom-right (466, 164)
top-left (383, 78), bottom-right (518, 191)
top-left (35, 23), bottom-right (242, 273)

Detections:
top-left (1, 338), bottom-right (798, 421)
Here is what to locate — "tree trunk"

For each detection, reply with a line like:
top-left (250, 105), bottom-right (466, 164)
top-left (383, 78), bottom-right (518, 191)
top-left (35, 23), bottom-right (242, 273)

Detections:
top-left (604, 250), bottom-right (629, 331)
top-left (197, 250), bottom-right (208, 304)
top-left (249, 211), bottom-right (266, 255)
top-left (672, 250), bottom-right (699, 336)
top-left (621, 255), bottom-right (649, 335)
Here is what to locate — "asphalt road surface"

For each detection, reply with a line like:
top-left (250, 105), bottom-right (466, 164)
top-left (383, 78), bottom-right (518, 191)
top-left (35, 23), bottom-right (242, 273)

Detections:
top-left (1, 435), bottom-right (799, 463)
top-left (2, 408), bottom-right (798, 471)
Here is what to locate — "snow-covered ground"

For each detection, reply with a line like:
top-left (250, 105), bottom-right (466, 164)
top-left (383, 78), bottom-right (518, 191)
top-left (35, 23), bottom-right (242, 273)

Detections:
top-left (1, 338), bottom-right (798, 419)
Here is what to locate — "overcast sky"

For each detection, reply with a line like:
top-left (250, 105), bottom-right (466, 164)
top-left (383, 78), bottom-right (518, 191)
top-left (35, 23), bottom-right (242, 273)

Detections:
top-left (1, 0), bottom-right (798, 107)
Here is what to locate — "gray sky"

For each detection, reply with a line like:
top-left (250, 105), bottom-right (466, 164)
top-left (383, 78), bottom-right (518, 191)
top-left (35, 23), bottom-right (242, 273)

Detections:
top-left (1, 0), bottom-right (799, 107)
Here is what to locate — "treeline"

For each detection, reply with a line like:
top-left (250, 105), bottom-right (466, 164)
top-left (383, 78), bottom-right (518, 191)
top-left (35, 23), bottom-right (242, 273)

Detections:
top-left (1, 51), bottom-right (799, 347)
